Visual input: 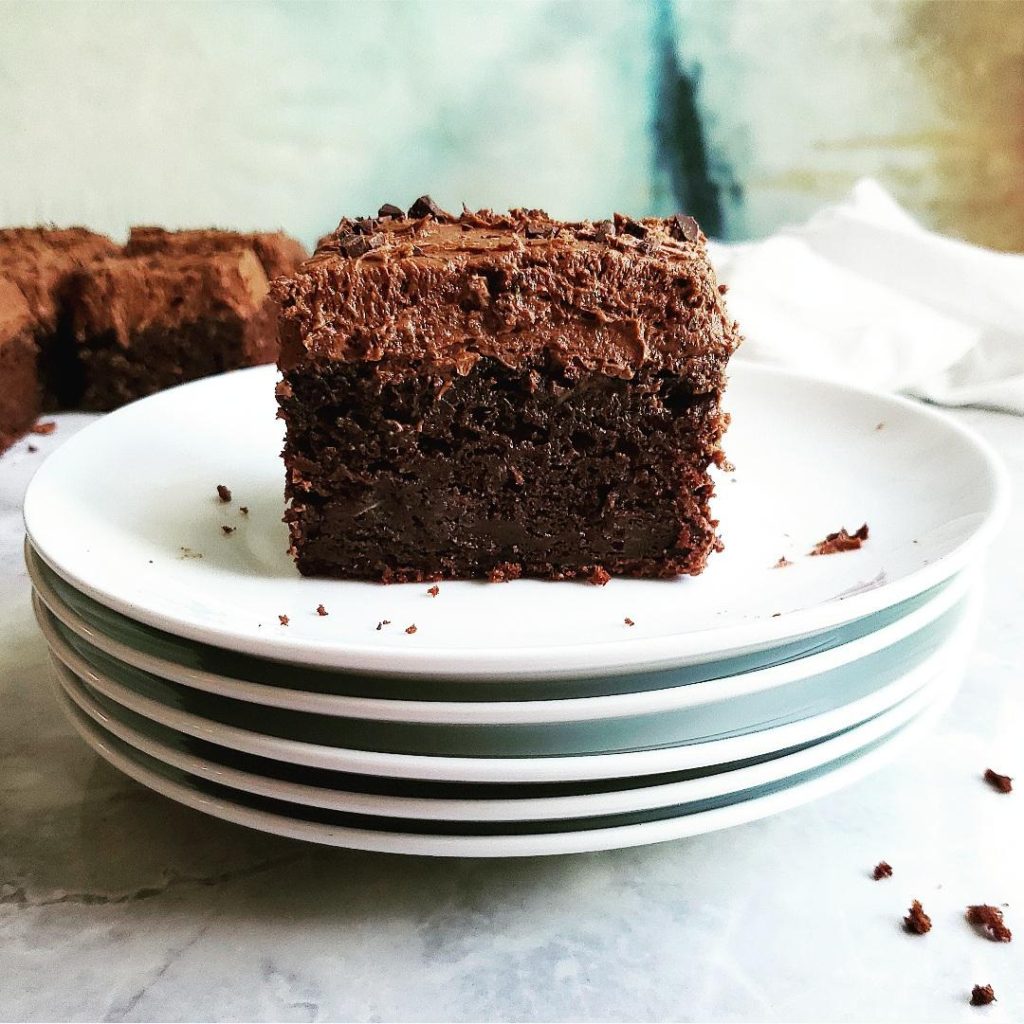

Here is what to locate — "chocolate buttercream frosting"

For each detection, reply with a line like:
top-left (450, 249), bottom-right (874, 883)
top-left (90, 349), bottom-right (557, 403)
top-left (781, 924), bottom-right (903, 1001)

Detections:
top-left (274, 203), bottom-right (740, 388)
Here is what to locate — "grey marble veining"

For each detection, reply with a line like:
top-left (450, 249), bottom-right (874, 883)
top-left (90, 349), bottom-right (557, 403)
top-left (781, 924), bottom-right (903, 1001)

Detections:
top-left (1, 409), bottom-right (1021, 1023)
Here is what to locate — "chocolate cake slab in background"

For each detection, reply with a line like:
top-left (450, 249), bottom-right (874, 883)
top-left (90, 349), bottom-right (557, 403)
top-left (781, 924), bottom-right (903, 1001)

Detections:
top-left (0, 227), bottom-right (308, 439)
top-left (67, 229), bottom-right (306, 411)
top-left (274, 199), bottom-right (740, 582)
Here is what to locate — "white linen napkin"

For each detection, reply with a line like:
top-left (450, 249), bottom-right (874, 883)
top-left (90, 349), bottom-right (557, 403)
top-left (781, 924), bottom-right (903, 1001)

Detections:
top-left (708, 179), bottom-right (1024, 414)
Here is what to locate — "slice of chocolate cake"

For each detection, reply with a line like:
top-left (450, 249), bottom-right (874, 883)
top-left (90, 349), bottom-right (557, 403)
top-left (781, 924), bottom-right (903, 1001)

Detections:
top-left (0, 278), bottom-right (40, 453)
top-left (274, 200), bottom-right (740, 583)
top-left (67, 230), bottom-right (307, 411)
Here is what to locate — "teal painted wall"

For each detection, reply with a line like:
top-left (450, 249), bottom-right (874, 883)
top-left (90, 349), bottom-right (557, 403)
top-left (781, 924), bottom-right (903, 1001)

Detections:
top-left (1, 0), bottom-right (1021, 250)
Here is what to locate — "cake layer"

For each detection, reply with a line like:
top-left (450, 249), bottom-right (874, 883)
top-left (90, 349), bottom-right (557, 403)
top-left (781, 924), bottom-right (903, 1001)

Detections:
top-left (278, 357), bottom-right (727, 582)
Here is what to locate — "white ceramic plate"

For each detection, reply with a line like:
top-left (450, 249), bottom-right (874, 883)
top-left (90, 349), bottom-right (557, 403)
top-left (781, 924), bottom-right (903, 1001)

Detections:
top-left (28, 540), bottom-right (973, 723)
top-left (23, 364), bottom-right (1007, 679)
top-left (53, 668), bottom-right (961, 856)
top-left (53, 656), bottom-right (958, 823)
top-left (40, 591), bottom-right (979, 782)
top-left (26, 538), bottom-right (968, 706)
top-left (37, 591), bottom-right (968, 756)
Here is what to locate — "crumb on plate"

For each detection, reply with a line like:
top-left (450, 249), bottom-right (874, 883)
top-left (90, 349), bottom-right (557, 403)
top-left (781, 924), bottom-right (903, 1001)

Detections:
top-left (810, 523), bottom-right (869, 556)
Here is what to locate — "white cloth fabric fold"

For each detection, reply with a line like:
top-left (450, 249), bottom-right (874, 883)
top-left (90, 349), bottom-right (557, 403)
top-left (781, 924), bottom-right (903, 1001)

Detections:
top-left (709, 179), bottom-right (1024, 413)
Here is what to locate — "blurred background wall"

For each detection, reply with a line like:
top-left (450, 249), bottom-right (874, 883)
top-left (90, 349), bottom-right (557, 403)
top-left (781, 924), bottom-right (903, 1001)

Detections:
top-left (1, 0), bottom-right (1022, 251)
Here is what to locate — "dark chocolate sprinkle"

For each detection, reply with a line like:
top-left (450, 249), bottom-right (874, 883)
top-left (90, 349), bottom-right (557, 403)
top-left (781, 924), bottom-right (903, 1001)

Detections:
top-left (408, 195), bottom-right (450, 220)
top-left (671, 214), bottom-right (701, 242)
top-left (338, 232), bottom-right (385, 258)
top-left (525, 222), bottom-right (558, 239)
top-left (615, 214), bottom-right (648, 239)
top-left (377, 203), bottom-right (404, 219)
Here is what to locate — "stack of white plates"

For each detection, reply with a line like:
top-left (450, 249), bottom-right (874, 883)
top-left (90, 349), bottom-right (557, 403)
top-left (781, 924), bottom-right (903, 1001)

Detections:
top-left (24, 365), bottom-right (1007, 857)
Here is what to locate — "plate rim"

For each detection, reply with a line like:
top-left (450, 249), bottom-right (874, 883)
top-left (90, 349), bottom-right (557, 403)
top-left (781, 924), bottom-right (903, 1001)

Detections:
top-left (29, 540), bottom-right (973, 724)
top-left (53, 657), bottom-right (956, 823)
top-left (39, 591), bottom-right (979, 783)
top-left (54, 671), bottom-right (960, 856)
top-left (23, 363), bottom-right (1010, 679)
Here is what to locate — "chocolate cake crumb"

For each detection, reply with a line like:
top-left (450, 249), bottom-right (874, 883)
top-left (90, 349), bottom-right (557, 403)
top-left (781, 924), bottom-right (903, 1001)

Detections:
top-left (488, 562), bottom-right (523, 583)
top-left (589, 566), bottom-right (612, 587)
top-left (970, 984), bottom-right (996, 1006)
top-left (873, 861), bottom-right (893, 880)
top-left (179, 546), bottom-right (203, 559)
top-left (405, 624), bottom-right (417, 635)
top-left (811, 523), bottom-right (869, 556)
top-left (966, 905), bottom-right (1012, 942)
top-left (624, 617), bottom-right (635, 626)
top-left (316, 604), bottom-right (328, 616)
top-left (221, 525), bottom-right (235, 535)
top-left (278, 614), bottom-right (289, 626)
top-left (378, 203), bottom-right (405, 219)
top-left (774, 556), bottom-right (793, 569)
top-left (31, 421), bottom-right (56, 435)
top-left (427, 585), bottom-right (439, 597)
top-left (239, 506), bottom-right (249, 515)
top-left (771, 612), bottom-right (781, 618)
top-left (216, 484), bottom-right (232, 503)
top-left (904, 900), bottom-right (932, 934)
top-left (875, 422), bottom-right (885, 431)
top-left (27, 444), bottom-right (37, 453)
top-left (984, 768), bottom-right (1013, 793)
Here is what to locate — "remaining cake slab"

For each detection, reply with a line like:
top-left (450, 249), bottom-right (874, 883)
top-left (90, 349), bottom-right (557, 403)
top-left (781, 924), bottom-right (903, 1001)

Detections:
top-left (275, 199), bottom-right (740, 582)
top-left (66, 229), bottom-right (307, 411)
top-left (0, 227), bottom-right (309, 431)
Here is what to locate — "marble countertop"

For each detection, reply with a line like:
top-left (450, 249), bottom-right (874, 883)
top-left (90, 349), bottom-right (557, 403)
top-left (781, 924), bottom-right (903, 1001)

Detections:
top-left (2, 408), bottom-right (1021, 1024)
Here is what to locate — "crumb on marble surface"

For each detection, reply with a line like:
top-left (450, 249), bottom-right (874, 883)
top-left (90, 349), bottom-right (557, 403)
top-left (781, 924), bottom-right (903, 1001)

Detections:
top-left (970, 984), bottom-right (996, 1006)
top-left (966, 905), bottom-right (1012, 942)
top-left (984, 768), bottom-right (1012, 793)
top-left (904, 900), bottom-right (932, 934)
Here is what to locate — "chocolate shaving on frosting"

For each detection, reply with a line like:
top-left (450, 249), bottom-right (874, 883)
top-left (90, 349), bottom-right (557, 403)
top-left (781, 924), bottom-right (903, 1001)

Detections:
top-left (408, 195), bottom-right (451, 221)
top-left (671, 214), bottom-right (701, 242)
